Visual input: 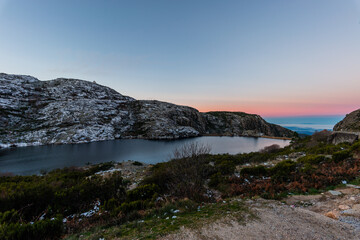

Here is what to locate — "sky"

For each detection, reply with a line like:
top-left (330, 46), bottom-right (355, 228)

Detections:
top-left (0, 0), bottom-right (359, 117)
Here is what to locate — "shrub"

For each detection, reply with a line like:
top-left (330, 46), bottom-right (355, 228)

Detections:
top-left (0, 215), bottom-right (63, 240)
top-left (240, 166), bottom-right (268, 176)
top-left (311, 144), bottom-right (343, 154)
top-left (260, 144), bottom-right (281, 153)
top-left (350, 140), bottom-right (360, 152)
top-left (269, 160), bottom-right (297, 182)
top-left (208, 172), bottom-right (224, 188)
top-left (104, 198), bottom-right (119, 211)
top-left (297, 155), bottom-right (328, 165)
top-left (0, 164), bottom-right (126, 221)
top-left (87, 162), bottom-right (114, 175)
top-left (311, 130), bottom-right (332, 143)
top-left (170, 142), bottom-right (211, 160)
top-left (132, 161), bottom-right (143, 166)
top-left (300, 163), bottom-right (316, 174)
top-left (227, 158), bottom-right (360, 199)
top-left (0, 210), bottom-right (20, 224)
top-left (332, 150), bottom-right (351, 163)
top-left (216, 160), bottom-right (236, 175)
top-left (142, 155), bottom-right (215, 201)
top-left (126, 184), bottom-right (159, 202)
top-left (119, 201), bottom-right (144, 214)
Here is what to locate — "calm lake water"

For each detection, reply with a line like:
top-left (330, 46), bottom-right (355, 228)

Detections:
top-left (0, 136), bottom-right (290, 176)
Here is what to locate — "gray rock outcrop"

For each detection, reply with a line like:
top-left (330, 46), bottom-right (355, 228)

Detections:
top-left (331, 109), bottom-right (360, 145)
top-left (0, 73), bottom-right (294, 147)
top-left (328, 132), bottom-right (359, 145)
top-left (334, 109), bottom-right (360, 132)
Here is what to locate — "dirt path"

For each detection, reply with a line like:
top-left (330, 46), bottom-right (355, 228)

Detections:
top-left (160, 197), bottom-right (360, 240)
top-left (286, 185), bottom-right (360, 233)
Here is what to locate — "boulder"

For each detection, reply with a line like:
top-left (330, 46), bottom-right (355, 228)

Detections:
top-left (338, 205), bottom-right (350, 210)
top-left (328, 132), bottom-right (358, 145)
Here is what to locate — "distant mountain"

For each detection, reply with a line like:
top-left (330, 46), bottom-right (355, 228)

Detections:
top-left (0, 73), bottom-right (294, 147)
top-left (334, 109), bottom-right (360, 132)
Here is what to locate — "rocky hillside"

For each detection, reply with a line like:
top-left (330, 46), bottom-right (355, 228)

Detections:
top-left (204, 111), bottom-right (291, 137)
top-left (0, 73), bottom-right (294, 147)
top-left (334, 109), bottom-right (360, 132)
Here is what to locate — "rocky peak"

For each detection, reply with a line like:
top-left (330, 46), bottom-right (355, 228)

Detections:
top-left (0, 73), bottom-right (39, 83)
top-left (334, 109), bottom-right (360, 132)
top-left (41, 78), bottom-right (134, 101)
top-left (203, 111), bottom-right (293, 137)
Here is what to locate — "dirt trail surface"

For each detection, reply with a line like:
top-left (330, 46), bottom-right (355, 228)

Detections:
top-left (286, 185), bottom-right (360, 233)
top-left (160, 197), bottom-right (360, 240)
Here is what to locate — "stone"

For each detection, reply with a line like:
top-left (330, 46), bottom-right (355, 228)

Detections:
top-left (352, 204), bottom-right (360, 210)
top-left (328, 190), bottom-right (342, 196)
top-left (328, 132), bottom-right (359, 145)
top-left (346, 184), bottom-right (360, 189)
top-left (338, 205), bottom-right (350, 210)
top-left (341, 209), bottom-right (360, 217)
top-left (333, 109), bottom-right (360, 133)
top-left (325, 211), bottom-right (338, 220)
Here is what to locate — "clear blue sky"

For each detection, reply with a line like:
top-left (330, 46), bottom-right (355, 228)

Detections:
top-left (0, 0), bottom-right (359, 116)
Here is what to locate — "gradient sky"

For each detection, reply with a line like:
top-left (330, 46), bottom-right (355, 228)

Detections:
top-left (0, 0), bottom-right (359, 116)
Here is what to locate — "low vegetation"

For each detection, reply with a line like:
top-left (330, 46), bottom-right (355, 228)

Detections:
top-left (66, 199), bottom-right (252, 240)
top-left (1, 132), bottom-right (360, 239)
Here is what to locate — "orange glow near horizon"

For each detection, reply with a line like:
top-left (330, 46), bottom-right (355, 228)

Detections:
top-left (189, 103), bottom-right (358, 117)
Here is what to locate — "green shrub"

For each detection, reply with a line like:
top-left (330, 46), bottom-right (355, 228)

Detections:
top-left (216, 160), bottom-right (236, 175)
top-left (297, 155), bottom-right (328, 165)
top-left (119, 201), bottom-right (144, 214)
top-left (240, 166), bottom-right (268, 176)
top-left (147, 199), bottom-right (198, 219)
top-left (142, 156), bottom-right (215, 201)
top-left (132, 161), bottom-right (143, 166)
top-left (127, 184), bottom-right (159, 202)
top-left (0, 164), bottom-right (126, 221)
top-left (208, 172), bottom-right (224, 188)
top-left (104, 198), bottom-right (119, 211)
top-left (332, 150), bottom-right (351, 163)
top-left (269, 160), bottom-right (297, 182)
top-left (236, 152), bottom-right (271, 164)
top-left (311, 144), bottom-right (342, 154)
top-left (86, 162), bottom-right (114, 175)
top-left (300, 163), bottom-right (316, 174)
top-left (0, 210), bottom-right (20, 224)
top-left (350, 140), bottom-right (360, 152)
top-left (0, 216), bottom-right (63, 240)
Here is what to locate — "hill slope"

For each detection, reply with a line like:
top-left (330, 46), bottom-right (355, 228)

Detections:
top-left (334, 109), bottom-right (360, 132)
top-left (0, 73), bottom-right (294, 146)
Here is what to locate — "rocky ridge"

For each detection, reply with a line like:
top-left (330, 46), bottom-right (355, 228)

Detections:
top-left (334, 109), bottom-right (360, 132)
top-left (330, 109), bottom-right (360, 145)
top-left (0, 73), bottom-right (294, 147)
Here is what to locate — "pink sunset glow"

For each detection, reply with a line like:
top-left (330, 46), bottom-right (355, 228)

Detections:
top-left (185, 101), bottom-right (359, 117)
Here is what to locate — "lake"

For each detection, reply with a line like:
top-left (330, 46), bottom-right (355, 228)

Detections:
top-left (0, 136), bottom-right (290, 175)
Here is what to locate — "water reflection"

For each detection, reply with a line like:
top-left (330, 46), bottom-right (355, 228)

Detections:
top-left (0, 136), bottom-right (290, 175)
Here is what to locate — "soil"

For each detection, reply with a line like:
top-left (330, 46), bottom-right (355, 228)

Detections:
top-left (160, 187), bottom-right (360, 240)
